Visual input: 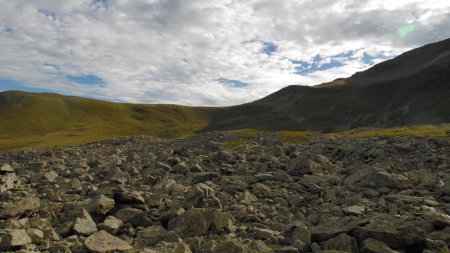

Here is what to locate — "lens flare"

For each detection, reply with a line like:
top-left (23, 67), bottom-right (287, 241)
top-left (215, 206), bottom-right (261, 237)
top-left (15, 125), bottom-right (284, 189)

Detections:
top-left (397, 24), bottom-right (415, 37)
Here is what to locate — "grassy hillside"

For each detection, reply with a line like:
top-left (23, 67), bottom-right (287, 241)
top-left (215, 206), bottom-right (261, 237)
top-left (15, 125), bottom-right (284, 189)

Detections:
top-left (0, 91), bottom-right (213, 150)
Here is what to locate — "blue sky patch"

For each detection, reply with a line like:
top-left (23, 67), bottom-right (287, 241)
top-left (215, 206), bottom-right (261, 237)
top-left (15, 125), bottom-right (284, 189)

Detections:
top-left (261, 42), bottom-right (278, 56)
top-left (3, 26), bottom-right (13, 33)
top-left (0, 77), bottom-right (54, 93)
top-left (66, 74), bottom-right (107, 86)
top-left (38, 9), bottom-right (56, 19)
top-left (292, 54), bottom-right (345, 75)
top-left (93, 0), bottom-right (108, 8)
top-left (217, 78), bottom-right (249, 88)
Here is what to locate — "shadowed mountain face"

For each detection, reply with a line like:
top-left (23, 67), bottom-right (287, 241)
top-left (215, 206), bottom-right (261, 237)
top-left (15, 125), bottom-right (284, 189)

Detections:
top-left (205, 38), bottom-right (450, 132)
top-left (0, 39), bottom-right (449, 149)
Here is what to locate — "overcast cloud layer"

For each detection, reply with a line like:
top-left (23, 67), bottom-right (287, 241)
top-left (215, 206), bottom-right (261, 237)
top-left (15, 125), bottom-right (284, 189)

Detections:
top-left (1, 0), bottom-right (450, 105)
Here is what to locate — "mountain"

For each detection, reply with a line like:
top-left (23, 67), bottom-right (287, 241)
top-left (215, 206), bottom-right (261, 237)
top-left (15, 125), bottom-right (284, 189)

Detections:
top-left (205, 38), bottom-right (450, 132)
top-left (1, 38), bottom-right (450, 149)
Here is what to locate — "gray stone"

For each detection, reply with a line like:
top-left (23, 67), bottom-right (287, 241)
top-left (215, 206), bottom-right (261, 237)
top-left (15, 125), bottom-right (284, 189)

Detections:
top-left (89, 194), bottom-right (115, 215)
top-left (360, 238), bottom-right (399, 253)
top-left (84, 230), bottom-right (132, 253)
top-left (0, 164), bottom-right (14, 173)
top-left (98, 216), bottom-right (123, 235)
top-left (73, 208), bottom-right (98, 236)
top-left (320, 233), bottom-right (358, 253)
top-left (168, 208), bottom-right (233, 237)
top-left (0, 196), bottom-right (40, 218)
top-left (0, 229), bottom-right (32, 250)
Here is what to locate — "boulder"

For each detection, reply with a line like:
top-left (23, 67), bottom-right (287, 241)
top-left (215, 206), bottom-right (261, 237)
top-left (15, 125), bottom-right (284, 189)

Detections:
top-left (284, 221), bottom-right (311, 245)
top-left (253, 227), bottom-right (280, 240)
top-left (0, 171), bottom-right (17, 193)
top-left (288, 158), bottom-right (319, 176)
top-left (360, 238), bottom-right (399, 253)
top-left (366, 169), bottom-right (412, 190)
top-left (89, 194), bottom-right (115, 215)
top-left (73, 208), bottom-right (98, 236)
top-left (168, 208), bottom-right (233, 237)
top-left (113, 187), bottom-right (145, 204)
top-left (184, 183), bottom-right (221, 208)
top-left (172, 162), bottom-right (190, 175)
top-left (153, 241), bottom-right (192, 253)
top-left (42, 170), bottom-right (58, 183)
top-left (320, 233), bottom-right (358, 253)
top-left (0, 164), bottom-right (14, 173)
top-left (0, 229), bottom-right (32, 251)
top-left (353, 219), bottom-right (426, 249)
top-left (343, 205), bottom-right (366, 216)
top-left (98, 216), bottom-right (123, 235)
top-left (0, 196), bottom-right (40, 219)
top-left (424, 209), bottom-right (450, 229)
top-left (84, 230), bottom-right (132, 253)
top-left (186, 172), bottom-right (219, 184)
top-left (115, 208), bottom-right (148, 226)
top-left (312, 218), bottom-right (368, 242)
top-left (134, 225), bottom-right (168, 247)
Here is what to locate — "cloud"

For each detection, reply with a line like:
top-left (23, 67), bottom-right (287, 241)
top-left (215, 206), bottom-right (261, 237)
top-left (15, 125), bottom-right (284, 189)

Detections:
top-left (0, 0), bottom-right (449, 105)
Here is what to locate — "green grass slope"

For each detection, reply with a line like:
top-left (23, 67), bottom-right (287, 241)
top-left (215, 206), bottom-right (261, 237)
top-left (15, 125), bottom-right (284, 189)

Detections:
top-left (0, 91), bottom-right (213, 150)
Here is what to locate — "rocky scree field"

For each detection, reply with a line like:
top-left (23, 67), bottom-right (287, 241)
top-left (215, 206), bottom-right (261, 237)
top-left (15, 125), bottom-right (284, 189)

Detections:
top-left (0, 132), bottom-right (450, 253)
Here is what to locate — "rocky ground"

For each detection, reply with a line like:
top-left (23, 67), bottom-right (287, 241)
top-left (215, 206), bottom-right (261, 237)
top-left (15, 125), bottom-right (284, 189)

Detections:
top-left (0, 132), bottom-right (450, 253)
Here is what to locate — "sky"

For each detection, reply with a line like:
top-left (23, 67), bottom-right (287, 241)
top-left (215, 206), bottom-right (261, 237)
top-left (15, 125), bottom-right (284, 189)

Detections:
top-left (0, 0), bottom-right (449, 106)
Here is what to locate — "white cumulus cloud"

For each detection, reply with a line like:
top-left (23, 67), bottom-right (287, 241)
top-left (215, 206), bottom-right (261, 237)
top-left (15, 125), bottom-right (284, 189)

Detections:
top-left (0, 0), bottom-right (449, 105)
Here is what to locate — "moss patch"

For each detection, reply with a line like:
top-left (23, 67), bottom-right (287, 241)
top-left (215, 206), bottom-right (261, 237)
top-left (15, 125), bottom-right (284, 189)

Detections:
top-left (277, 131), bottom-right (316, 143)
top-left (328, 125), bottom-right (450, 139)
top-left (222, 140), bottom-right (247, 149)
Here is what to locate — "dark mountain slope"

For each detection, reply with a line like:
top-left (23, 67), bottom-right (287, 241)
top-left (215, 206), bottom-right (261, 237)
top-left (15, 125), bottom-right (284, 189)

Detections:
top-left (204, 39), bottom-right (450, 132)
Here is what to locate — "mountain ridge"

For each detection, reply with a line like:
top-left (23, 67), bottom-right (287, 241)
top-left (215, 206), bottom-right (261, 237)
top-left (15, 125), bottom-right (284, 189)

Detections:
top-left (204, 38), bottom-right (450, 132)
top-left (1, 38), bottom-right (450, 149)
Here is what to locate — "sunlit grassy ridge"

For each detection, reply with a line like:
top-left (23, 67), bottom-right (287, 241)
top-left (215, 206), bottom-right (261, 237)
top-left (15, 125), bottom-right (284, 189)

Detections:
top-left (277, 125), bottom-right (450, 143)
top-left (222, 126), bottom-right (450, 148)
top-left (229, 129), bottom-right (260, 138)
top-left (0, 91), bottom-right (212, 150)
top-left (278, 131), bottom-right (317, 143)
top-left (327, 125), bottom-right (450, 139)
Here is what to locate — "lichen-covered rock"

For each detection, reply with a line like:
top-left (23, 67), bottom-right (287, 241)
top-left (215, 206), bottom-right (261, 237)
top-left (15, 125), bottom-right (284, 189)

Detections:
top-left (114, 208), bottom-right (148, 226)
top-left (0, 196), bottom-right (40, 218)
top-left (365, 169), bottom-right (412, 190)
top-left (284, 221), bottom-right (311, 245)
top-left (0, 164), bottom-right (14, 173)
top-left (360, 238), bottom-right (399, 253)
top-left (354, 219), bottom-right (426, 249)
top-left (320, 233), bottom-right (358, 253)
top-left (134, 225), bottom-right (168, 247)
top-left (168, 208), bottom-right (233, 237)
top-left (72, 208), bottom-right (98, 236)
top-left (84, 230), bottom-right (132, 253)
top-left (424, 209), bottom-right (450, 229)
top-left (98, 216), bottom-right (123, 235)
top-left (0, 229), bottom-right (32, 251)
top-left (88, 194), bottom-right (115, 215)
top-left (153, 241), bottom-right (192, 253)
top-left (312, 217), bottom-right (368, 242)
top-left (113, 186), bottom-right (145, 204)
